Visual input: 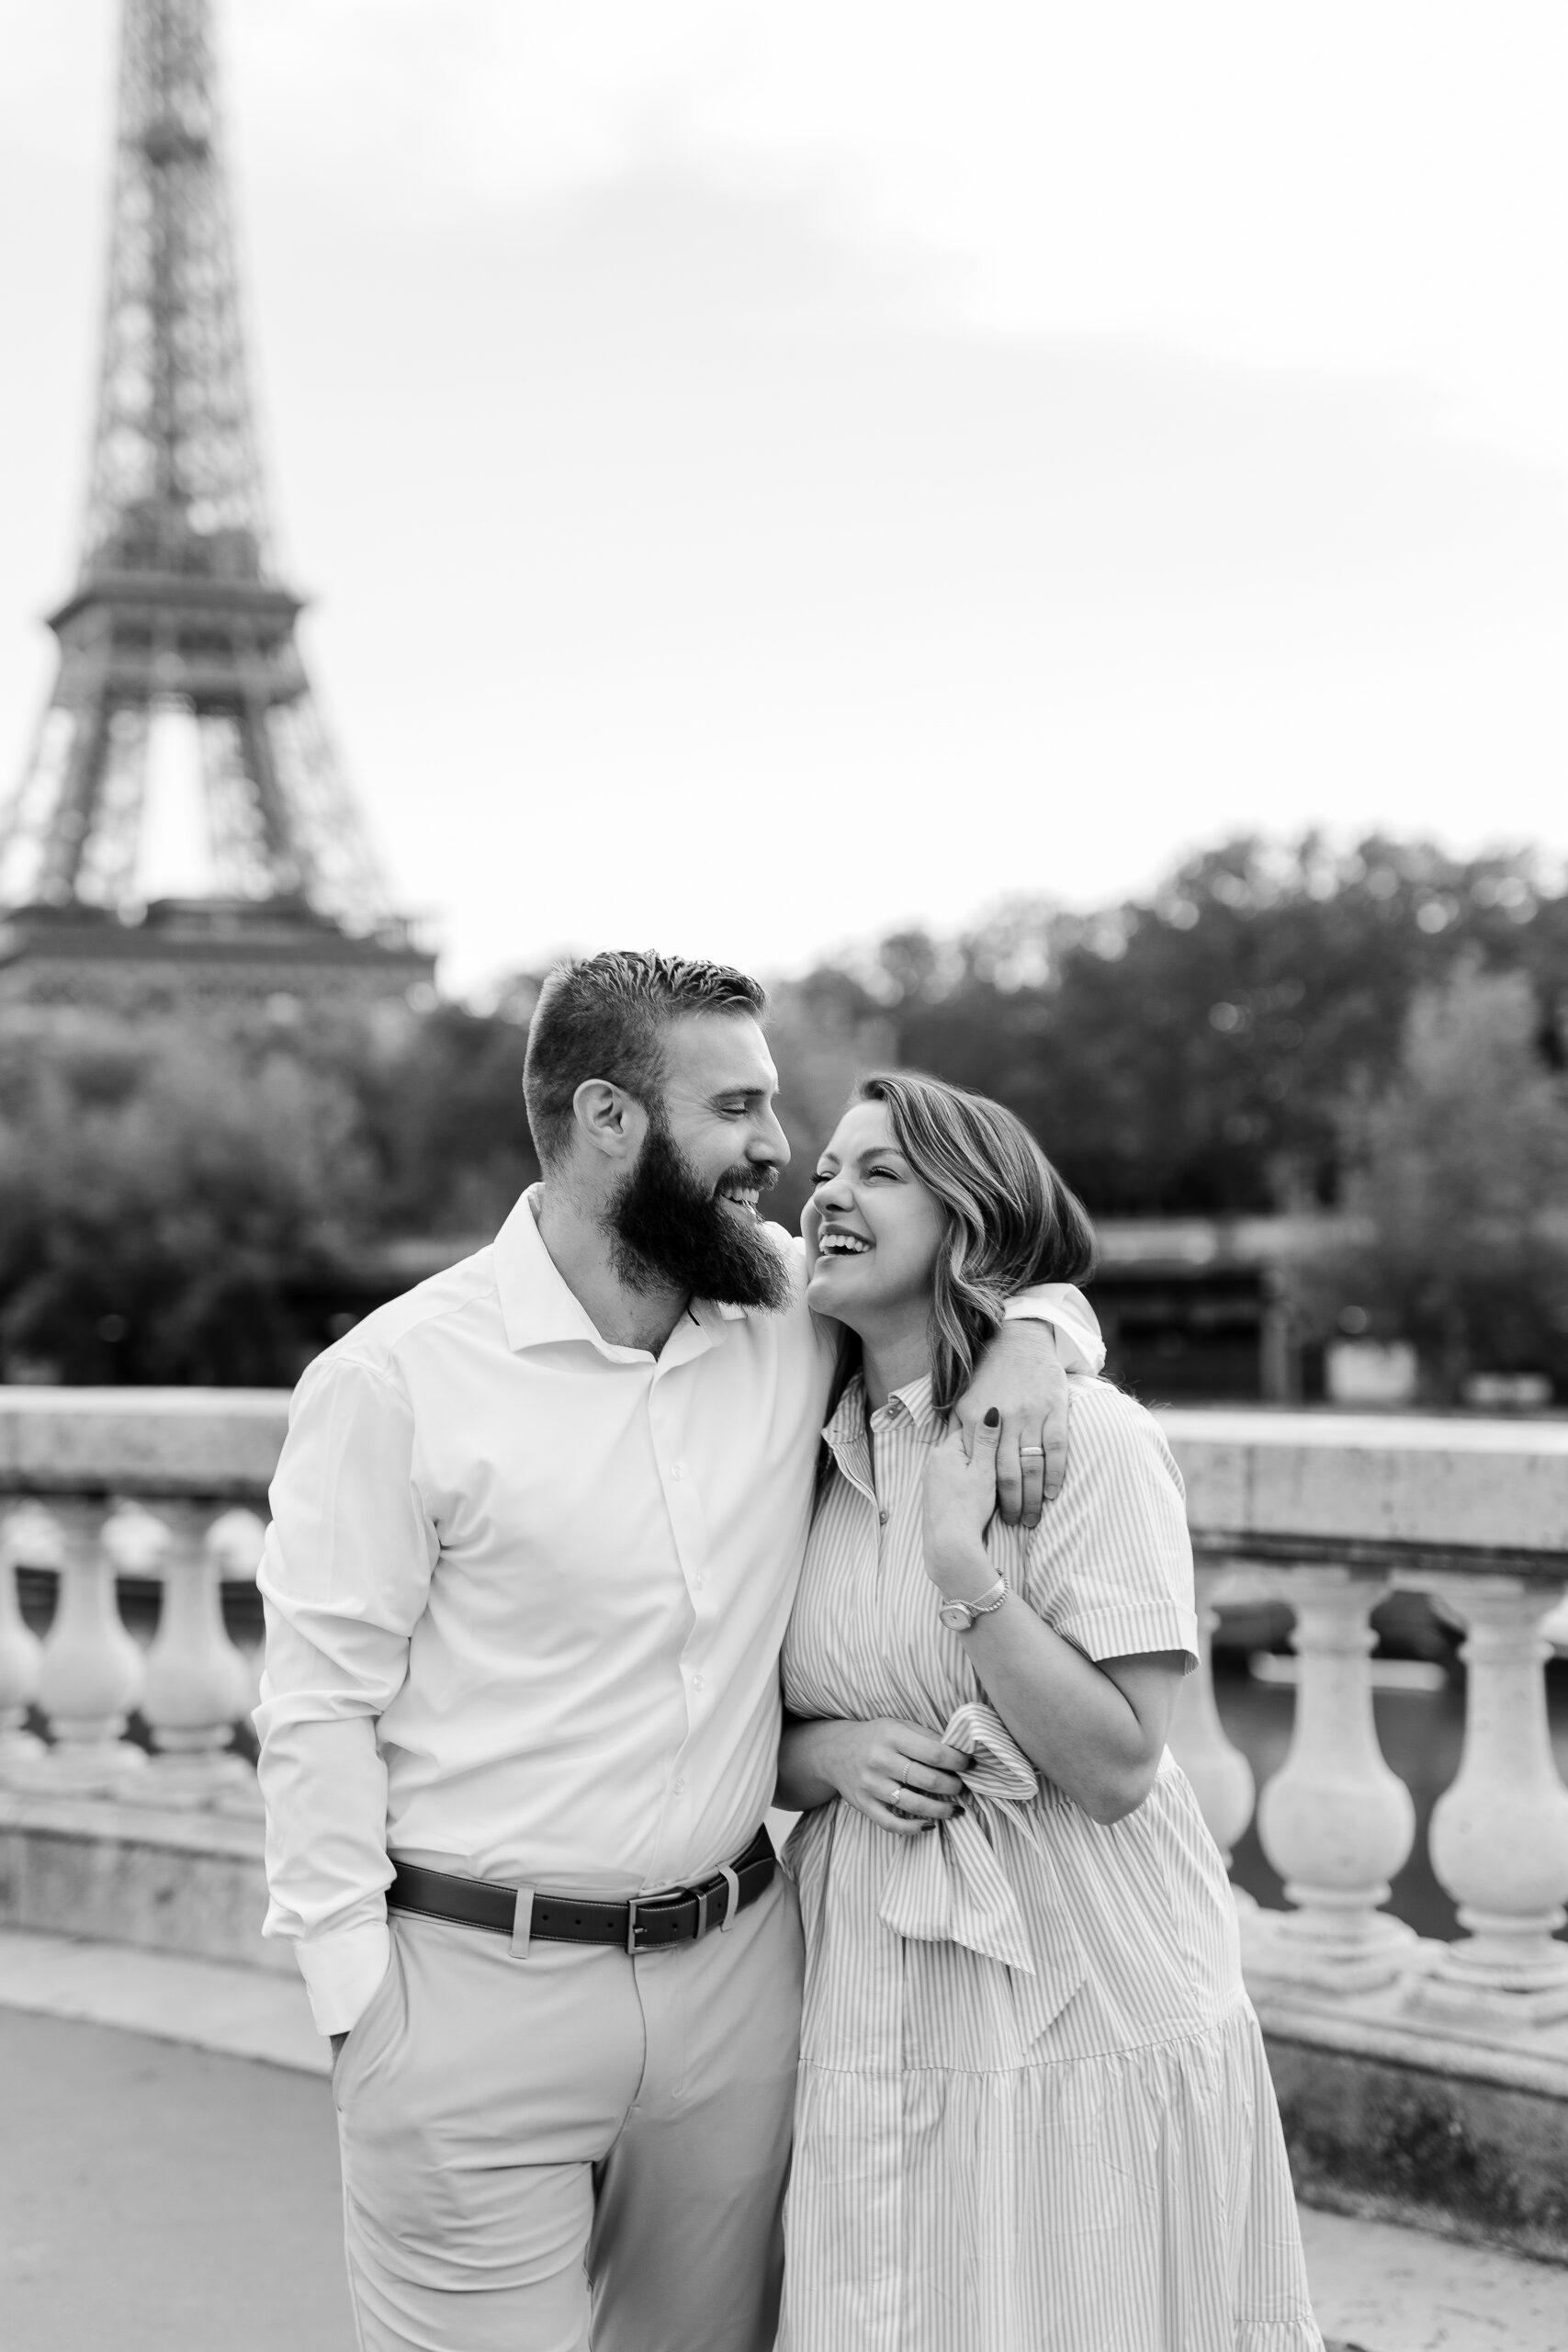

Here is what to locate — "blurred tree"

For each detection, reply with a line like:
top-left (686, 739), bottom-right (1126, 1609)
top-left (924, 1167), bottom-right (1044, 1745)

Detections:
top-left (0, 1018), bottom-right (369, 1385)
top-left (5, 835), bottom-right (1566, 1384)
top-left (0, 995), bottom-right (541, 1385)
top-left (1288, 964), bottom-right (1568, 1400)
top-left (807, 835), bottom-right (1566, 1217)
top-left (349, 1000), bottom-right (538, 1238)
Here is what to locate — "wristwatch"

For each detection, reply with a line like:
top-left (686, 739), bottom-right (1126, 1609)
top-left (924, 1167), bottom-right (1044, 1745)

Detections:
top-left (937, 1576), bottom-right (1009, 1632)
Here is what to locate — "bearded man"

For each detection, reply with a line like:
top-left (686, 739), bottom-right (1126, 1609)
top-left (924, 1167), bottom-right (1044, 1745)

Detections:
top-left (255, 950), bottom-right (1100, 2352)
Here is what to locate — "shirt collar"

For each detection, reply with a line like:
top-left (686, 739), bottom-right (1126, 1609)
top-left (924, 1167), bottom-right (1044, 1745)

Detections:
top-left (492, 1187), bottom-right (748, 1357)
top-left (822, 1369), bottom-right (940, 1453)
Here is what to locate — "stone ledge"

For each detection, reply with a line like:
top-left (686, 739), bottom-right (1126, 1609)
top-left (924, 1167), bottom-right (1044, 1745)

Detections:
top-left (1160, 1408), bottom-right (1568, 1558)
top-left (1249, 1960), bottom-right (1568, 2264)
top-left (1266, 2028), bottom-right (1568, 2266)
top-left (6, 1392), bottom-right (1568, 1559)
top-left (1251, 1977), bottom-right (1568, 2102)
top-left (0, 1386), bottom-right (287, 1498)
top-left (0, 1788), bottom-right (287, 1974)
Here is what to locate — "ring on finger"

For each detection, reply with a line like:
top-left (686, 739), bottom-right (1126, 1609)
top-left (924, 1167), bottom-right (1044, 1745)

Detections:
top-left (1020, 1445), bottom-right (1047, 1459)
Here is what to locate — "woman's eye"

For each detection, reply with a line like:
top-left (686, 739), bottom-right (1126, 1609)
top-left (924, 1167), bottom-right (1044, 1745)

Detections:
top-left (811, 1170), bottom-right (832, 1187)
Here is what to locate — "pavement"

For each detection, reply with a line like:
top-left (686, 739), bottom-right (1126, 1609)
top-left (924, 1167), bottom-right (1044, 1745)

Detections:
top-left (0, 2007), bottom-right (355, 2352)
top-left (0, 1928), bottom-right (1564, 2352)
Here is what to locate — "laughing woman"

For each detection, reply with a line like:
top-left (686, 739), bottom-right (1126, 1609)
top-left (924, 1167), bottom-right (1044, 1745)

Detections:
top-left (776, 1074), bottom-right (1322, 2352)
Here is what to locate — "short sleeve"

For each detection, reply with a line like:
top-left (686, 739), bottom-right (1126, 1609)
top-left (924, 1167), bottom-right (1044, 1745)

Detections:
top-left (1021, 1380), bottom-right (1198, 1672)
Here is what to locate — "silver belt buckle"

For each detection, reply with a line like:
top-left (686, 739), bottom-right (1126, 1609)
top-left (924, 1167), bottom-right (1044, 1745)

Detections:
top-left (625, 1895), bottom-right (640, 1956)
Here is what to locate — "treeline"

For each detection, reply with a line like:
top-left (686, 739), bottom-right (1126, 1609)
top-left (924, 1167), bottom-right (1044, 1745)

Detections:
top-left (766, 834), bottom-right (1568, 1227)
top-left (3, 832), bottom-right (1566, 1389)
top-left (0, 998), bottom-right (540, 1385)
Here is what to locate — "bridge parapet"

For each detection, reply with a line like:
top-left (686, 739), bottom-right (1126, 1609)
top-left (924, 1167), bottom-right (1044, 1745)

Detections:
top-left (3, 1392), bottom-right (1568, 2255)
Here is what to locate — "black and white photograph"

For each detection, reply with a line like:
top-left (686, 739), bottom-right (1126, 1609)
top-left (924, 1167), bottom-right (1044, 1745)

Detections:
top-left (2, 6), bottom-right (1567, 2349)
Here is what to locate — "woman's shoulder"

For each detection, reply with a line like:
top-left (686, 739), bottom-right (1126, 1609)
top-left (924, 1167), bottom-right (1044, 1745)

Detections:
top-left (1062, 1376), bottom-right (1184, 1498)
top-left (1016, 1376), bottom-right (1198, 1657)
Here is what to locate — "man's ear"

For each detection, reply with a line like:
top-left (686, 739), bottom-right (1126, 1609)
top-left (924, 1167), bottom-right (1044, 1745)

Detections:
top-left (572, 1079), bottom-right (647, 1163)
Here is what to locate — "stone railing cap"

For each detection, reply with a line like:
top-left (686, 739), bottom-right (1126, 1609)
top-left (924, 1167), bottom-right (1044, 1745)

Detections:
top-left (0, 1388), bottom-right (288, 1499)
top-left (3, 1389), bottom-right (1567, 1555)
top-left (1158, 1408), bottom-right (1568, 1559)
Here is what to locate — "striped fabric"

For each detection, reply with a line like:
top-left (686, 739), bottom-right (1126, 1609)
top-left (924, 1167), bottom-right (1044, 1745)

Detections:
top-left (778, 1374), bottom-right (1323, 2352)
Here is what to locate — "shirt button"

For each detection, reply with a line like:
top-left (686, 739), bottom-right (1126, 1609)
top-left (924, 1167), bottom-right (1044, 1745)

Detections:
top-left (878, 1508), bottom-right (889, 1526)
top-left (669, 1462), bottom-right (684, 1481)
top-left (673, 1777), bottom-right (686, 1793)
top-left (692, 1574), bottom-right (705, 1590)
top-left (693, 1674), bottom-right (705, 1690)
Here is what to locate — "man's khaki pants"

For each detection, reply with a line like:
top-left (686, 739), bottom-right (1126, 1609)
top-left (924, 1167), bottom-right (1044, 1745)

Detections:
top-left (333, 1871), bottom-right (803, 2352)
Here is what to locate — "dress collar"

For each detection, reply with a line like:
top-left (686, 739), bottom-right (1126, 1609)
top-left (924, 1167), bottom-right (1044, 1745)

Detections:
top-left (822, 1369), bottom-right (941, 1453)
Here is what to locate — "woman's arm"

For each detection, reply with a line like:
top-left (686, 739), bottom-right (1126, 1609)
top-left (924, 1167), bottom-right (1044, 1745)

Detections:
top-left (922, 1412), bottom-right (1184, 1824)
top-left (777, 1713), bottom-right (970, 1837)
top-left (962, 1609), bottom-right (1183, 1824)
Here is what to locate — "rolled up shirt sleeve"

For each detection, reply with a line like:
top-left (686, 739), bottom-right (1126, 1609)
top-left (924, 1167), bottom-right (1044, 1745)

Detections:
top-left (254, 1352), bottom-right (437, 2036)
top-left (1003, 1282), bottom-right (1105, 1374)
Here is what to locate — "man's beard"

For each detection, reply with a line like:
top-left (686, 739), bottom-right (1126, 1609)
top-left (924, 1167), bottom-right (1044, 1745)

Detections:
top-left (604, 1117), bottom-right (791, 1312)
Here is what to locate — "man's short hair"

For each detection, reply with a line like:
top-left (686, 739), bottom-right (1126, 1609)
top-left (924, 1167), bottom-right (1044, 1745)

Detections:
top-left (523, 950), bottom-right (767, 1167)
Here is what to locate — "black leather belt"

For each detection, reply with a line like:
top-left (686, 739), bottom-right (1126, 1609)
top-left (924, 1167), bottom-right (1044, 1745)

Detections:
top-left (387, 1824), bottom-right (774, 1957)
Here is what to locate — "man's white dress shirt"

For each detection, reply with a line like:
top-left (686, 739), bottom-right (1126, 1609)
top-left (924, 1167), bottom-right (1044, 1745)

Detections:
top-left (255, 1191), bottom-right (1104, 2035)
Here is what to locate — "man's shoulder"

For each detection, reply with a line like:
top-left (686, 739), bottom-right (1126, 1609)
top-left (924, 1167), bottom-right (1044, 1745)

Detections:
top-left (303, 1246), bottom-right (502, 1391)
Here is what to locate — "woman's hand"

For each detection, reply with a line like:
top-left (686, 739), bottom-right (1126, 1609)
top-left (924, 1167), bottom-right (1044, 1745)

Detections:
top-left (810, 1717), bottom-right (972, 1838)
top-left (953, 1318), bottom-right (1070, 1525)
top-left (922, 1408), bottom-right (1003, 1597)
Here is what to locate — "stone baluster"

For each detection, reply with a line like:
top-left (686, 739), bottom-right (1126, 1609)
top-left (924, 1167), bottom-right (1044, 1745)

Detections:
top-left (209, 1508), bottom-right (269, 1733)
top-left (1168, 1563), bottom-right (1256, 1886)
top-left (0, 1504), bottom-right (60, 1774)
top-left (1411, 1574), bottom-right (1568, 2028)
top-left (130, 1510), bottom-right (259, 1809)
top-left (1249, 1566), bottom-right (1416, 1992)
top-left (29, 1501), bottom-right (152, 1791)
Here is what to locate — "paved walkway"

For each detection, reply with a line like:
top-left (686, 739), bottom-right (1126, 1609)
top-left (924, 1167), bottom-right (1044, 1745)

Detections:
top-left (1, 1929), bottom-right (1564, 2352)
top-left (0, 2009), bottom-right (354, 2352)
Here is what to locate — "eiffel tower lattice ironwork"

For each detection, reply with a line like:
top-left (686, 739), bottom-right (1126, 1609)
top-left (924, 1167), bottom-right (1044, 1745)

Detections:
top-left (0, 0), bottom-right (420, 972)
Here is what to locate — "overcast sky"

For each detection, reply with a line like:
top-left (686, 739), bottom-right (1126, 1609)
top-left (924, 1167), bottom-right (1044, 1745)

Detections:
top-left (2, 2), bottom-right (1565, 992)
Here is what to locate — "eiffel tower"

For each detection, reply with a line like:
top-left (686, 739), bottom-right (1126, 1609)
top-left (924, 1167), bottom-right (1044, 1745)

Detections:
top-left (0, 0), bottom-right (434, 1013)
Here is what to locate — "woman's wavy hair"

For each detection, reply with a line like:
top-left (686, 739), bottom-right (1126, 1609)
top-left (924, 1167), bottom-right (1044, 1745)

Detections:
top-left (852, 1070), bottom-right (1097, 1415)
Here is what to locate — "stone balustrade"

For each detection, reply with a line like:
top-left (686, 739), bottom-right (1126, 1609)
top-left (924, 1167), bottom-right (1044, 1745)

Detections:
top-left (1159, 1410), bottom-right (1568, 2034)
top-left (0, 1391), bottom-right (288, 1970)
top-left (0, 1391), bottom-right (282, 1808)
top-left (3, 1387), bottom-right (1568, 2250)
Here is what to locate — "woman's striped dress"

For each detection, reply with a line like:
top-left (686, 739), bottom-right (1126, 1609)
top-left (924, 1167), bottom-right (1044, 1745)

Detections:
top-left (778, 1373), bottom-right (1323, 2352)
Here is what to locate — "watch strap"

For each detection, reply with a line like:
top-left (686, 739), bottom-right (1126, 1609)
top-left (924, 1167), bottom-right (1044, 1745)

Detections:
top-left (939, 1576), bottom-right (1009, 1629)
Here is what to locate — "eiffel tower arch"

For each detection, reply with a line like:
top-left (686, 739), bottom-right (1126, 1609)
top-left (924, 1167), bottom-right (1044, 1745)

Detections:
top-left (0, 0), bottom-right (434, 1015)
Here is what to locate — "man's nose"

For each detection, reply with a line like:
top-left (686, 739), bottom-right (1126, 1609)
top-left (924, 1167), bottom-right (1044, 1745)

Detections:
top-left (751, 1106), bottom-right (790, 1166)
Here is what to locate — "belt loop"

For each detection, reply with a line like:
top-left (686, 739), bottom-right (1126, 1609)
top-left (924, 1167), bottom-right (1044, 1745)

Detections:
top-left (510, 1887), bottom-right (534, 1958)
top-left (625, 1895), bottom-right (640, 1957)
top-left (718, 1862), bottom-right (740, 1932)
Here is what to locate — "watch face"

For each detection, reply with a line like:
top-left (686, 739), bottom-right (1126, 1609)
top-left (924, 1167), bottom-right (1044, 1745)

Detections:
top-left (938, 1600), bottom-right (972, 1630)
